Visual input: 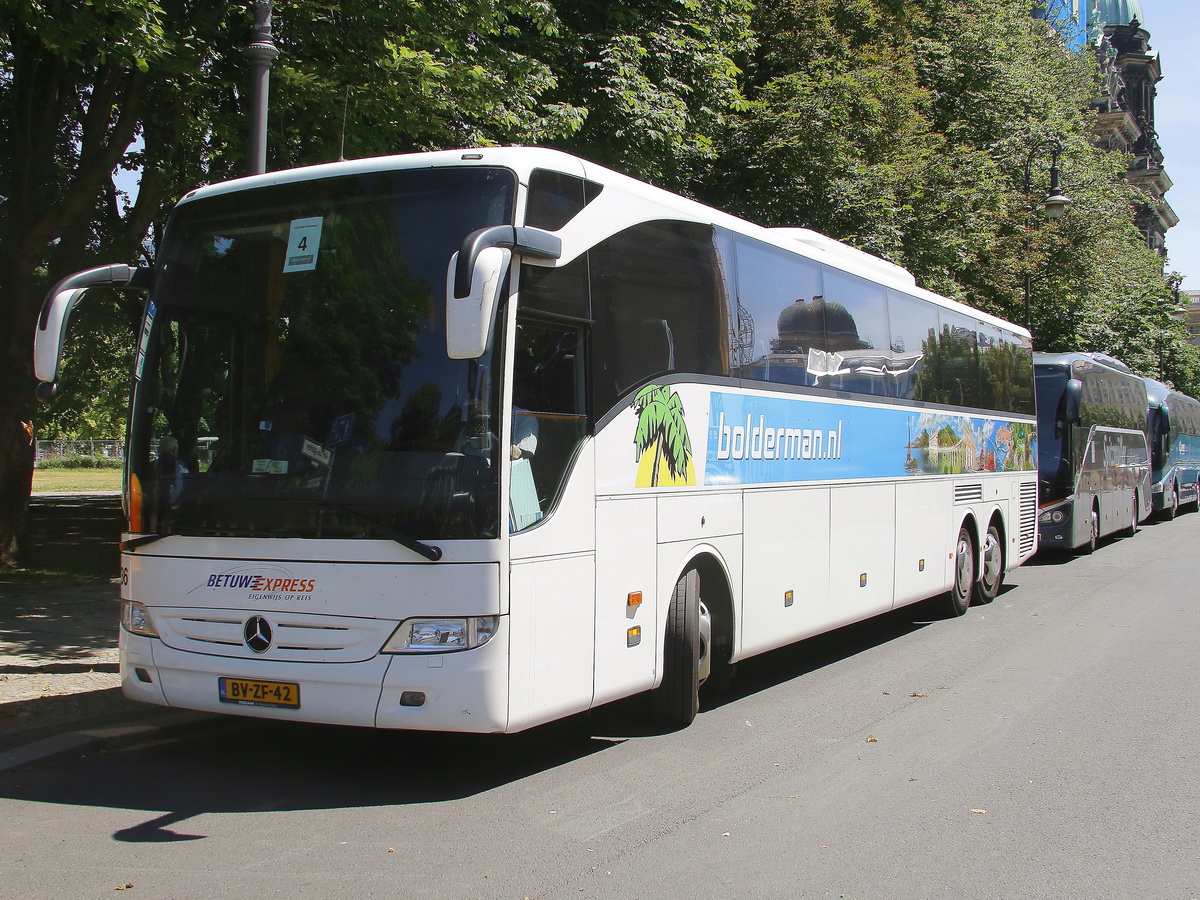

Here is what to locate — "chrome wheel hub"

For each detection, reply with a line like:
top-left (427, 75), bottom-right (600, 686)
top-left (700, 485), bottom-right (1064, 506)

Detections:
top-left (698, 599), bottom-right (712, 686)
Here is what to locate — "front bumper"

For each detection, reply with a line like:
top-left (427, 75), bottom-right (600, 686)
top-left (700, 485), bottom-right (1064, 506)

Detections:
top-left (119, 617), bottom-right (511, 733)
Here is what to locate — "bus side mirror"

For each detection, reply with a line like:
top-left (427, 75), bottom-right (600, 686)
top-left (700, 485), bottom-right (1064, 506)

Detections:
top-left (33, 264), bottom-right (152, 396)
top-left (445, 226), bottom-right (561, 360)
top-left (445, 246), bottom-right (511, 360)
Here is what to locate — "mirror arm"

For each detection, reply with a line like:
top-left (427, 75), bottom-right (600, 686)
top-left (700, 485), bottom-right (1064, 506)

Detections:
top-left (37, 264), bottom-right (150, 329)
top-left (34, 264), bottom-right (154, 396)
top-left (453, 226), bottom-right (562, 298)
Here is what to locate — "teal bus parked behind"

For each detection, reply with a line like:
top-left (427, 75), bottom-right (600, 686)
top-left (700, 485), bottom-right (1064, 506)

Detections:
top-left (1142, 377), bottom-right (1200, 519)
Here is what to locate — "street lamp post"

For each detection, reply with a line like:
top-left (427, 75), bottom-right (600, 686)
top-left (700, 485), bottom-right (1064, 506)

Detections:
top-left (1022, 138), bottom-right (1072, 340)
top-left (245, 0), bottom-right (279, 177)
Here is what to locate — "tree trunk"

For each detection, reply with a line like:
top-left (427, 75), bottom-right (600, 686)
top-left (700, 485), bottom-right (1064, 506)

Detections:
top-left (0, 261), bottom-right (39, 567)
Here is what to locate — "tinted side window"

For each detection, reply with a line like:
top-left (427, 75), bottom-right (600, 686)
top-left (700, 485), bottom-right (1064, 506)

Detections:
top-left (936, 309), bottom-right (980, 408)
top-left (978, 323), bottom-right (1034, 415)
top-left (591, 221), bottom-right (727, 414)
top-left (1077, 366), bottom-right (1145, 430)
top-left (820, 268), bottom-right (890, 396)
top-left (525, 169), bottom-right (603, 231)
top-left (510, 317), bottom-right (588, 531)
top-left (520, 253), bottom-right (590, 320)
top-left (889, 290), bottom-right (939, 402)
top-left (732, 236), bottom-right (823, 386)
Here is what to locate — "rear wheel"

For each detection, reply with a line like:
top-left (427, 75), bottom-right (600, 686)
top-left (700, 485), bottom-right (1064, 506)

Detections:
top-left (650, 569), bottom-right (702, 729)
top-left (973, 522), bottom-right (1004, 605)
top-left (944, 525), bottom-right (975, 617)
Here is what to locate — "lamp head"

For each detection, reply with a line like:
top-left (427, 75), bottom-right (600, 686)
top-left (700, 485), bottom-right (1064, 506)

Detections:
top-left (1044, 189), bottom-right (1071, 220)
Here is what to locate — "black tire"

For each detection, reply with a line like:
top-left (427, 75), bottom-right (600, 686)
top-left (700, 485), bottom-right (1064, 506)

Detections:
top-left (650, 569), bottom-right (701, 729)
top-left (1078, 502), bottom-right (1099, 554)
top-left (973, 521), bottom-right (1004, 605)
top-left (944, 525), bottom-right (975, 617)
top-left (1121, 492), bottom-right (1139, 538)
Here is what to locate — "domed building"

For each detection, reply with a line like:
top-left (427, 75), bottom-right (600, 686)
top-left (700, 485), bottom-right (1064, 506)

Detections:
top-left (774, 296), bottom-right (867, 354)
top-left (1088, 0), bottom-right (1178, 254)
top-left (1033, 2), bottom-right (1175, 254)
top-left (1088, 0), bottom-right (1145, 42)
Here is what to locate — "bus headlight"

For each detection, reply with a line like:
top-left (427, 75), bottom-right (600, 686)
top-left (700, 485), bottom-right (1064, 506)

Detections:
top-left (1039, 508), bottom-right (1067, 525)
top-left (121, 599), bottom-right (159, 637)
top-left (382, 616), bottom-right (499, 653)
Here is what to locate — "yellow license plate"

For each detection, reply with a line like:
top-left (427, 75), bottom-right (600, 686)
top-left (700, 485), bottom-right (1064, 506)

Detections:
top-left (218, 677), bottom-right (300, 709)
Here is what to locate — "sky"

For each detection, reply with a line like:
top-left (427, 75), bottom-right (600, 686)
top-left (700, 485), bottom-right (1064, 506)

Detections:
top-left (1143, 0), bottom-right (1200, 290)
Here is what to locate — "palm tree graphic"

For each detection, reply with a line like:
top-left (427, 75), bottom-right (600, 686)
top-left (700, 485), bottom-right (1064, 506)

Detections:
top-left (631, 385), bottom-right (694, 487)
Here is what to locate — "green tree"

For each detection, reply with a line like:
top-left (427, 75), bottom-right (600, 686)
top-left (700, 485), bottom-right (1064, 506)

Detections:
top-left (0, 0), bottom-right (581, 566)
top-left (516, 0), bottom-right (753, 191)
top-left (703, 0), bottom-right (937, 242)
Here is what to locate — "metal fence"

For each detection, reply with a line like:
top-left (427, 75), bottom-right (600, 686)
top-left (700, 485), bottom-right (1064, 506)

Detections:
top-left (35, 440), bottom-right (124, 463)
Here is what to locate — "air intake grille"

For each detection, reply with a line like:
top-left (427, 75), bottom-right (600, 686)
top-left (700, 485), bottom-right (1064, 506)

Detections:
top-left (954, 483), bottom-right (983, 503)
top-left (155, 608), bottom-right (393, 663)
top-left (1019, 481), bottom-right (1038, 555)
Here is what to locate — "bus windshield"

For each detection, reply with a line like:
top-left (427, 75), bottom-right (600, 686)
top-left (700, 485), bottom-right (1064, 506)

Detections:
top-left (1035, 365), bottom-right (1071, 502)
top-left (128, 166), bottom-right (517, 542)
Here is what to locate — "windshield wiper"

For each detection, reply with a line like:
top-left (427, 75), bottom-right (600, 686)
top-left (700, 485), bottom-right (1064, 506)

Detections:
top-left (330, 506), bottom-right (442, 561)
top-left (121, 533), bottom-right (170, 552)
top-left (253, 498), bottom-right (443, 561)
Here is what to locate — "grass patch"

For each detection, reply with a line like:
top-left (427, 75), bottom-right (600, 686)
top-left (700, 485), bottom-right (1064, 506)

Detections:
top-left (32, 468), bottom-right (123, 493)
top-left (36, 456), bottom-right (123, 470)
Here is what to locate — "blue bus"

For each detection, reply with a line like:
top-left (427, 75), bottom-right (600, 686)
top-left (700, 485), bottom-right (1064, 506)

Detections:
top-left (1142, 377), bottom-right (1200, 519)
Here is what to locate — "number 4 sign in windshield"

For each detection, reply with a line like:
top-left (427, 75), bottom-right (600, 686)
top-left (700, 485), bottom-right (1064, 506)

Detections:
top-left (283, 217), bottom-right (324, 273)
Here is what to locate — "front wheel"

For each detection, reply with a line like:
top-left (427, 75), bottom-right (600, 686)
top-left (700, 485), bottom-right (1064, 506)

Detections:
top-left (1121, 491), bottom-right (1139, 538)
top-left (1162, 482), bottom-right (1178, 521)
top-left (973, 522), bottom-right (1004, 605)
top-left (944, 525), bottom-right (975, 617)
top-left (1079, 503), bottom-right (1099, 554)
top-left (649, 569), bottom-right (702, 729)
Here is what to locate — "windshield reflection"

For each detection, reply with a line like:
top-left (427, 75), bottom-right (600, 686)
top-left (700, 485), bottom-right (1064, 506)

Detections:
top-left (128, 167), bottom-right (516, 542)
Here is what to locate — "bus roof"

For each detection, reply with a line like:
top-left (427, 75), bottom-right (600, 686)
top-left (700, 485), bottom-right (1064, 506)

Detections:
top-left (1035, 351), bottom-right (1140, 377)
top-left (176, 146), bottom-right (1029, 339)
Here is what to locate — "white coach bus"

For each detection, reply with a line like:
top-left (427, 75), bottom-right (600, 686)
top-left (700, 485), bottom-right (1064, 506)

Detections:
top-left (34, 147), bottom-right (1038, 731)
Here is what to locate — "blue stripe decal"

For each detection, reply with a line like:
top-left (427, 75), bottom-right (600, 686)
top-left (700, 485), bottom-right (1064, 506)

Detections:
top-left (704, 392), bottom-right (1035, 486)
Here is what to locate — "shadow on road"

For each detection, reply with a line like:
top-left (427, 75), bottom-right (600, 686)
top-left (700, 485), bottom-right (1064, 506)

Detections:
top-left (0, 592), bottom-right (968, 835)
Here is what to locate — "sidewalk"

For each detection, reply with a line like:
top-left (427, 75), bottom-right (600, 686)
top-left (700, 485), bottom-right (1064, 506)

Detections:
top-left (0, 494), bottom-right (210, 771)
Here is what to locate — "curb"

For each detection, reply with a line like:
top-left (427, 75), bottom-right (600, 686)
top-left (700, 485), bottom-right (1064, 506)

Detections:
top-left (0, 711), bottom-right (218, 775)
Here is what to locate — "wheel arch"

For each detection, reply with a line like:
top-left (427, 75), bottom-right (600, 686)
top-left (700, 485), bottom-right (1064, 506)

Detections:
top-left (985, 506), bottom-right (1008, 571)
top-left (955, 510), bottom-right (980, 573)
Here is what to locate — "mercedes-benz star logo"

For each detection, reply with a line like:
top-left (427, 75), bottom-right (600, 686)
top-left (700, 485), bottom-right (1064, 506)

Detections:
top-left (243, 615), bottom-right (273, 653)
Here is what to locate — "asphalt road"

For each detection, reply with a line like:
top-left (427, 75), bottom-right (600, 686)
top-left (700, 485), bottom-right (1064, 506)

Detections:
top-left (2, 513), bottom-right (1197, 899)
